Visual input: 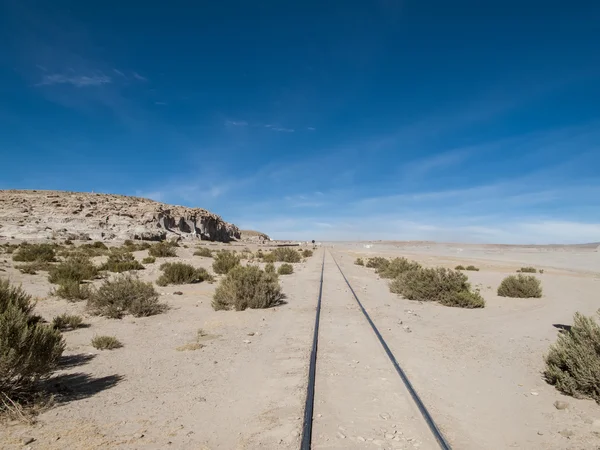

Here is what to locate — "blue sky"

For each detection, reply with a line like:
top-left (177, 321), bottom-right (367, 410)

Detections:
top-left (1, 1), bottom-right (599, 243)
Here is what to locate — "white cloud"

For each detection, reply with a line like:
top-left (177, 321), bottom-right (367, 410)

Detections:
top-left (271, 127), bottom-right (295, 132)
top-left (132, 72), bottom-right (148, 81)
top-left (38, 73), bottom-right (112, 87)
top-left (226, 120), bottom-right (248, 126)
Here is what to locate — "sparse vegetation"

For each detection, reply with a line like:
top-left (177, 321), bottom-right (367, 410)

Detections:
top-left (497, 274), bottom-right (542, 298)
top-left (271, 247), bottom-right (302, 263)
top-left (156, 262), bottom-right (213, 286)
top-left (12, 243), bottom-right (57, 263)
top-left (0, 279), bottom-right (65, 407)
top-left (517, 267), bottom-right (537, 273)
top-left (455, 265), bottom-right (466, 270)
top-left (278, 263), bottom-right (294, 275)
top-left (52, 313), bottom-right (83, 331)
top-left (123, 240), bottom-right (152, 252)
top-left (544, 311), bottom-right (600, 403)
top-left (87, 274), bottom-right (167, 318)
top-left (366, 257), bottom-right (389, 270)
top-left (54, 280), bottom-right (92, 301)
top-left (212, 265), bottom-right (284, 311)
top-left (148, 242), bottom-right (177, 258)
top-left (91, 335), bottom-right (123, 350)
top-left (194, 247), bottom-right (213, 257)
top-left (302, 249), bottom-right (313, 258)
top-left (16, 261), bottom-right (54, 274)
top-left (212, 251), bottom-right (241, 274)
top-left (101, 251), bottom-right (144, 272)
top-left (142, 256), bottom-right (156, 264)
top-left (377, 257), bottom-right (421, 279)
top-left (465, 265), bottom-right (479, 271)
top-left (389, 267), bottom-right (485, 308)
top-left (355, 258), bottom-right (364, 266)
top-left (48, 256), bottom-right (98, 284)
top-left (264, 262), bottom-right (276, 274)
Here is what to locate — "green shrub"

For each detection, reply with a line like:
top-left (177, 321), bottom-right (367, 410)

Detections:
top-left (75, 242), bottom-right (110, 257)
top-left (52, 314), bottom-right (83, 331)
top-left (271, 247), bottom-right (301, 263)
top-left (142, 256), bottom-right (156, 264)
top-left (517, 267), bottom-right (537, 273)
top-left (278, 263), bottom-right (294, 275)
top-left (148, 242), bottom-right (177, 258)
top-left (55, 280), bottom-right (92, 301)
top-left (12, 243), bottom-right (57, 262)
top-left (366, 257), bottom-right (389, 270)
top-left (194, 247), bottom-right (213, 257)
top-left (212, 251), bottom-right (241, 274)
top-left (0, 280), bottom-right (65, 405)
top-left (544, 311), bottom-right (600, 403)
top-left (455, 265), bottom-right (466, 270)
top-left (264, 262), bottom-right (276, 274)
top-left (91, 335), bottom-right (122, 350)
top-left (262, 252), bottom-right (276, 263)
top-left (497, 274), bottom-right (542, 298)
top-left (465, 265), bottom-right (479, 271)
top-left (355, 258), bottom-right (364, 266)
top-left (390, 267), bottom-right (485, 308)
top-left (123, 240), bottom-right (152, 251)
top-left (101, 251), bottom-right (144, 272)
top-left (48, 256), bottom-right (98, 284)
top-left (16, 261), bottom-right (55, 274)
top-left (377, 257), bottom-right (421, 279)
top-left (302, 249), bottom-right (313, 258)
top-left (87, 274), bottom-right (167, 318)
top-left (156, 262), bottom-right (213, 286)
top-left (212, 265), bottom-right (284, 311)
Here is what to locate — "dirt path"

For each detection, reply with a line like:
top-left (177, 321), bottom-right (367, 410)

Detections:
top-left (311, 252), bottom-right (437, 449)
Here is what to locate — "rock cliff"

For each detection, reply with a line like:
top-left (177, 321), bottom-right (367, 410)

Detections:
top-left (0, 190), bottom-right (241, 242)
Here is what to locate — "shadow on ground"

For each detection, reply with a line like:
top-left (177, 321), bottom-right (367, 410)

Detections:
top-left (46, 373), bottom-right (124, 403)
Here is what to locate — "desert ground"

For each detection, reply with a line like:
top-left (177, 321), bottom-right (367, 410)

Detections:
top-left (1, 239), bottom-right (599, 450)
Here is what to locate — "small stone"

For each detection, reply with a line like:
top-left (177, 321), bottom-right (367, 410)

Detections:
top-left (317, 414), bottom-right (322, 418)
top-left (530, 391), bottom-right (539, 396)
top-left (403, 326), bottom-right (412, 333)
top-left (558, 429), bottom-right (574, 438)
top-left (22, 437), bottom-right (35, 445)
top-left (357, 436), bottom-right (365, 442)
top-left (554, 401), bottom-right (569, 410)
top-left (385, 433), bottom-right (394, 439)
top-left (336, 432), bottom-right (346, 439)
top-left (243, 340), bottom-right (251, 344)
top-left (537, 431), bottom-right (544, 436)
top-left (379, 412), bottom-right (391, 420)
top-left (373, 439), bottom-right (384, 446)
top-left (247, 332), bottom-right (255, 336)
top-left (173, 291), bottom-right (183, 295)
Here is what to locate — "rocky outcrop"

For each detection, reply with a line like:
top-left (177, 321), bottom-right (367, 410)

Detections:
top-left (0, 190), bottom-right (241, 242)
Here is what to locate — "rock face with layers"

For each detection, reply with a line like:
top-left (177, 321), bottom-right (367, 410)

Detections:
top-left (0, 190), bottom-right (241, 242)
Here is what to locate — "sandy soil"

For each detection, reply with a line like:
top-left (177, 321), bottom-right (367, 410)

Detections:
top-left (1, 240), bottom-right (599, 449)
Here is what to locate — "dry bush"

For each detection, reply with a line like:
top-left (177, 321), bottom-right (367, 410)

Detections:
top-left (123, 240), bottom-right (152, 251)
top-left (264, 262), bottom-right (276, 274)
top-left (302, 249), bottom-right (313, 258)
top-left (156, 262), bottom-right (213, 286)
top-left (517, 267), bottom-right (537, 273)
top-left (194, 247), bottom-right (213, 258)
top-left (91, 335), bottom-right (122, 350)
top-left (544, 311), bottom-right (600, 403)
top-left (12, 243), bottom-right (57, 263)
top-left (142, 256), bottom-right (156, 264)
top-left (278, 263), bottom-right (294, 275)
top-left (1, 243), bottom-right (20, 254)
top-left (355, 258), bottom-right (364, 266)
top-left (212, 251), bottom-right (241, 274)
top-left (377, 257), bottom-right (421, 279)
top-left (390, 267), bottom-right (484, 308)
top-left (16, 261), bottom-right (55, 274)
top-left (101, 251), bottom-right (144, 272)
top-left (366, 257), bottom-right (389, 270)
top-left (212, 265), bottom-right (284, 311)
top-left (262, 252), bottom-right (276, 263)
top-left (87, 274), bottom-right (167, 318)
top-left (54, 280), bottom-right (91, 301)
top-left (48, 256), bottom-right (98, 284)
top-left (497, 274), bottom-right (542, 298)
top-left (0, 280), bottom-right (65, 406)
top-left (272, 247), bottom-right (301, 263)
top-left (52, 314), bottom-right (83, 331)
top-left (148, 242), bottom-right (177, 258)
top-left (465, 265), bottom-right (479, 271)
top-left (455, 265), bottom-right (466, 270)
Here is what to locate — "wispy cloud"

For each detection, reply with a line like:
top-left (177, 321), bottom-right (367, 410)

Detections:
top-left (307, 127), bottom-right (316, 131)
top-left (132, 72), bottom-right (148, 82)
top-left (37, 72), bottom-right (112, 87)
top-left (226, 120), bottom-right (248, 126)
top-left (271, 127), bottom-right (295, 133)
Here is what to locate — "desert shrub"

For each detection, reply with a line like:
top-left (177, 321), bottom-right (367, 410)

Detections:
top-left (142, 256), bottom-right (156, 264)
top-left (497, 274), bottom-right (542, 298)
top-left (101, 251), bottom-right (144, 272)
top-left (64, 239), bottom-right (73, 245)
top-left (264, 262), bottom-right (276, 274)
top-left (212, 251), bottom-right (241, 274)
top-left (55, 280), bottom-right (92, 301)
top-left (148, 242), bottom-right (177, 258)
top-left (123, 240), bottom-right (152, 251)
top-left (262, 252), bottom-right (276, 263)
top-left (455, 265), bottom-right (466, 270)
top-left (123, 240), bottom-right (134, 247)
top-left (517, 267), bottom-right (537, 273)
top-left (366, 257), bottom-right (389, 270)
top-left (278, 263), bottom-right (294, 275)
top-left (377, 257), bottom-right (421, 279)
top-left (465, 265), bottom-right (479, 271)
top-left (91, 335), bottom-right (122, 350)
top-left (1, 243), bottom-right (19, 254)
top-left (48, 256), bottom-right (98, 284)
top-left (16, 261), bottom-right (54, 274)
top-left (89, 241), bottom-right (108, 250)
top-left (390, 267), bottom-right (484, 308)
top-left (256, 249), bottom-right (264, 258)
top-left (75, 242), bottom-right (110, 257)
top-left (355, 258), bottom-right (364, 266)
top-left (194, 247), bottom-right (213, 258)
top-left (52, 314), bottom-right (83, 331)
top-left (156, 262), bottom-right (213, 286)
top-left (87, 274), bottom-right (166, 318)
top-left (212, 265), bottom-right (284, 311)
top-left (271, 247), bottom-right (301, 263)
top-left (0, 280), bottom-right (65, 404)
top-left (544, 311), bottom-right (600, 403)
top-left (12, 243), bottom-right (56, 262)
top-left (302, 249), bottom-right (313, 258)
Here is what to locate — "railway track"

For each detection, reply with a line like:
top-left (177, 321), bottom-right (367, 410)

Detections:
top-left (300, 250), bottom-right (451, 450)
